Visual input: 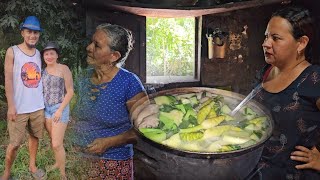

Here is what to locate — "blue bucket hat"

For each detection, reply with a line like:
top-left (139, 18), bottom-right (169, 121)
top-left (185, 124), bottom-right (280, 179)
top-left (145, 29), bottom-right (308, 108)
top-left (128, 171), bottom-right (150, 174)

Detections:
top-left (20, 16), bottom-right (42, 32)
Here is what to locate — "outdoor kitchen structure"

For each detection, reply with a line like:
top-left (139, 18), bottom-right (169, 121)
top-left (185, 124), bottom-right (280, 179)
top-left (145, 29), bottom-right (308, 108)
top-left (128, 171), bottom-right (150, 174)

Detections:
top-left (81, 0), bottom-right (319, 94)
top-left (79, 0), bottom-right (320, 179)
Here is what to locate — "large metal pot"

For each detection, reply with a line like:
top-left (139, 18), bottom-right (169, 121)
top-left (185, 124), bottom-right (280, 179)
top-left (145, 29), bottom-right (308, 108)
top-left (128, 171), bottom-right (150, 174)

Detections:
top-left (133, 87), bottom-right (273, 180)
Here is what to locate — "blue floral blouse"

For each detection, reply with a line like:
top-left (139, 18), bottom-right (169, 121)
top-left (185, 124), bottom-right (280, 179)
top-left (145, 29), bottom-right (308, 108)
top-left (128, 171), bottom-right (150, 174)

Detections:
top-left (73, 68), bottom-right (145, 160)
top-left (254, 64), bottom-right (320, 179)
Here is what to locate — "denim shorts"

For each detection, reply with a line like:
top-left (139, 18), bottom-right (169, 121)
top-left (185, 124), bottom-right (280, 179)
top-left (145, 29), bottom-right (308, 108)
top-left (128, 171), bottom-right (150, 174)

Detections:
top-left (44, 103), bottom-right (70, 123)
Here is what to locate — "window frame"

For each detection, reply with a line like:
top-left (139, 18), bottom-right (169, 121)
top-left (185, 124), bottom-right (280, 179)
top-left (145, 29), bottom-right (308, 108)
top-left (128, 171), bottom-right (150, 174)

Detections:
top-left (145, 16), bottom-right (202, 84)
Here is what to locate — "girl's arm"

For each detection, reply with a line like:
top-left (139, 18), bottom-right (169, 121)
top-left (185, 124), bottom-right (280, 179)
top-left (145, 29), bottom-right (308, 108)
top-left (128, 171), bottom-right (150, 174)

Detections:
top-left (53, 65), bottom-right (74, 122)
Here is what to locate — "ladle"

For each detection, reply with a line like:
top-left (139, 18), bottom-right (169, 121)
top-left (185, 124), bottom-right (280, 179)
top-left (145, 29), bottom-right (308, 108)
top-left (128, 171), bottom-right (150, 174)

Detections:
top-left (229, 83), bottom-right (263, 116)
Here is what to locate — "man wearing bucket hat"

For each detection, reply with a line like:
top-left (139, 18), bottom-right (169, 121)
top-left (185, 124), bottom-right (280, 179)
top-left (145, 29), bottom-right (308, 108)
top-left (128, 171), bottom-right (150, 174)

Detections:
top-left (1, 16), bottom-right (46, 180)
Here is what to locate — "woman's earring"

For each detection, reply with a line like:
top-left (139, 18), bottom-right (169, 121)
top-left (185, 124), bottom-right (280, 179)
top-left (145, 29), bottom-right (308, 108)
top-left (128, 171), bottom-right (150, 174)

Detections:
top-left (296, 50), bottom-right (301, 60)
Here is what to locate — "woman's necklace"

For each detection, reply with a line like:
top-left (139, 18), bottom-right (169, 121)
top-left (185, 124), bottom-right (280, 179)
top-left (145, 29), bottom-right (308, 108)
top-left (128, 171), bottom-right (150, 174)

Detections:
top-left (273, 59), bottom-right (308, 79)
top-left (264, 59), bottom-right (309, 93)
top-left (287, 59), bottom-right (307, 72)
top-left (91, 65), bottom-right (117, 84)
top-left (89, 67), bottom-right (118, 101)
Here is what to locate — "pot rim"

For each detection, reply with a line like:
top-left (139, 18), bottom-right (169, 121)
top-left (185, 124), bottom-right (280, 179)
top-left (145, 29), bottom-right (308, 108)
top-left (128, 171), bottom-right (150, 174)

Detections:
top-left (134, 87), bottom-right (274, 159)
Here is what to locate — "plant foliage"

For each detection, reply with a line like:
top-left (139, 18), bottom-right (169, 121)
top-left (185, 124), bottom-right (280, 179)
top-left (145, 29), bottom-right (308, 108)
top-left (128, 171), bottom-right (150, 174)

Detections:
top-left (0, 0), bottom-right (88, 100)
top-left (146, 17), bottom-right (195, 77)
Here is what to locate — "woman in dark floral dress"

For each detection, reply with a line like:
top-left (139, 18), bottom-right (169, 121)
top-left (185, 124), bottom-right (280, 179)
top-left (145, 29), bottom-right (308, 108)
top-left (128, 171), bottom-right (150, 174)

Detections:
top-left (251, 6), bottom-right (320, 180)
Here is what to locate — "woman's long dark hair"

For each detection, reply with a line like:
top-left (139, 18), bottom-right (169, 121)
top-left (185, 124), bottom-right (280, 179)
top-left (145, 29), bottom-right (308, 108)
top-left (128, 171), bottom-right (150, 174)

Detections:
top-left (272, 6), bottom-right (315, 63)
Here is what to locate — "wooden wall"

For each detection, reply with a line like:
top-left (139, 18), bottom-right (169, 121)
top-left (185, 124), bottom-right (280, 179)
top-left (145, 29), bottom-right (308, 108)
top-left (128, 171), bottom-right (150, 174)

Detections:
top-left (84, 0), bottom-right (320, 95)
top-left (200, 1), bottom-right (320, 94)
top-left (200, 4), bottom-right (281, 94)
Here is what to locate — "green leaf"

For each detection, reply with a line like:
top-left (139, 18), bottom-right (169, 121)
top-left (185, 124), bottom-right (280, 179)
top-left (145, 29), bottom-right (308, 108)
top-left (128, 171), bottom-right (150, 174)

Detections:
top-left (0, 15), bottom-right (19, 29)
top-left (159, 104), bottom-right (176, 112)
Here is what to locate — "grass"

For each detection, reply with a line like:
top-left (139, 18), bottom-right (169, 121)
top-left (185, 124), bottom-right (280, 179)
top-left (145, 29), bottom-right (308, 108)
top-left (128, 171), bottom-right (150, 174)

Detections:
top-left (0, 119), bottom-right (89, 180)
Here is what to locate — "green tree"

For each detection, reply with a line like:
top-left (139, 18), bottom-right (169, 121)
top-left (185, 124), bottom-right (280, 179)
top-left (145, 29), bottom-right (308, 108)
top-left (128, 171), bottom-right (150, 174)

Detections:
top-left (146, 17), bottom-right (195, 77)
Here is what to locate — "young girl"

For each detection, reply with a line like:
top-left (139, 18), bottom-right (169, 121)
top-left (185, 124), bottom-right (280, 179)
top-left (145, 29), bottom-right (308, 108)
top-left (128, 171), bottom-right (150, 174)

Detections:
top-left (41, 41), bottom-right (74, 179)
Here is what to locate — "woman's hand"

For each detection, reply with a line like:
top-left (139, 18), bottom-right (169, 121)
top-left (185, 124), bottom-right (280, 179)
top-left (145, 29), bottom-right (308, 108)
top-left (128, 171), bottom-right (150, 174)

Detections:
top-left (86, 137), bottom-right (113, 155)
top-left (85, 129), bottom-right (137, 155)
top-left (53, 109), bottom-right (62, 123)
top-left (291, 146), bottom-right (320, 171)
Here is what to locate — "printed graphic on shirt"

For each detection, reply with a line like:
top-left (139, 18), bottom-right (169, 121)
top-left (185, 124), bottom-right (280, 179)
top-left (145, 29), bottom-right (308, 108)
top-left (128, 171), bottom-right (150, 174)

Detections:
top-left (21, 62), bottom-right (41, 88)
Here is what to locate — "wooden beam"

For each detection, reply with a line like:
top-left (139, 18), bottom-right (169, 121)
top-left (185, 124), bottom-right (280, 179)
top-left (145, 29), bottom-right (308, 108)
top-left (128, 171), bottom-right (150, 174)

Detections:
top-left (85, 0), bottom-right (288, 17)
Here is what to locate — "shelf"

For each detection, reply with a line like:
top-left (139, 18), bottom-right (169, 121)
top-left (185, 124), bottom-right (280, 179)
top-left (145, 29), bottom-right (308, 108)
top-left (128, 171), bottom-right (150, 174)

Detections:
top-left (84, 0), bottom-right (288, 17)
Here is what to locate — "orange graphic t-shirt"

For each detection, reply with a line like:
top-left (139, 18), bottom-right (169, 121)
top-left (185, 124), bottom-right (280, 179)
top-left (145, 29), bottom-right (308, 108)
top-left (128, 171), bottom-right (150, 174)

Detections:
top-left (21, 62), bottom-right (41, 88)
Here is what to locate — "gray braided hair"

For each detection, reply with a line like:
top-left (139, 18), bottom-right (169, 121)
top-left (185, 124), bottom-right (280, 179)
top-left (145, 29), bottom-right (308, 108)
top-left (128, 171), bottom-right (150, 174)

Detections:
top-left (96, 23), bottom-right (134, 67)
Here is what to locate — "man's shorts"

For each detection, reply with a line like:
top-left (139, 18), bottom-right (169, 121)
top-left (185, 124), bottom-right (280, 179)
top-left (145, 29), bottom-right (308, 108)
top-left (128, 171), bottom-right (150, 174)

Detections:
top-left (8, 109), bottom-right (45, 146)
top-left (44, 103), bottom-right (70, 124)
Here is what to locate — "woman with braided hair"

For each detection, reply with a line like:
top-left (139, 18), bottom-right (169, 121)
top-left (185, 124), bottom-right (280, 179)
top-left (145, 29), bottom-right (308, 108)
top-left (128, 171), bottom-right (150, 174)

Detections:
top-left (73, 23), bottom-right (147, 179)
